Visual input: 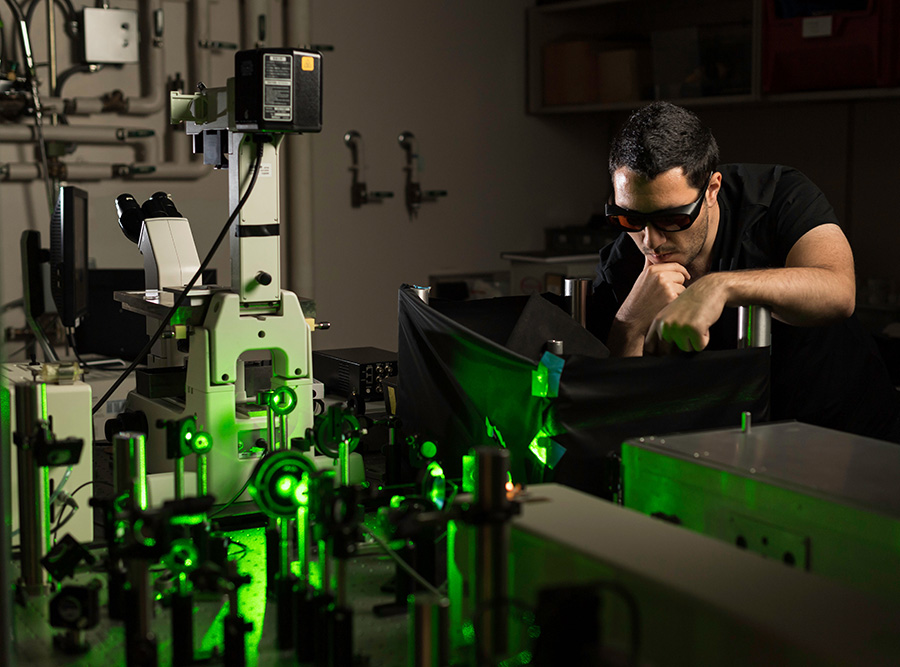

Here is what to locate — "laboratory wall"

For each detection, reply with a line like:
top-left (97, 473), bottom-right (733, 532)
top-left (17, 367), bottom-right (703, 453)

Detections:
top-left (305, 0), bottom-right (608, 351)
top-left (2, 1), bottom-right (900, 359)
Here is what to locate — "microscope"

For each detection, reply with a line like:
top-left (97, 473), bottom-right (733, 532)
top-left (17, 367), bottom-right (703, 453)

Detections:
top-left (110, 48), bottom-right (361, 507)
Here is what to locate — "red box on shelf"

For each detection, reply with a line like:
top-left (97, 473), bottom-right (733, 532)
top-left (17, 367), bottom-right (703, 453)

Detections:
top-left (762, 0), bottom-right (900, 93)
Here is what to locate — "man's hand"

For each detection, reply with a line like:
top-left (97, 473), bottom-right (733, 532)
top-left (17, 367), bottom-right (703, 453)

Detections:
top-left (608, 258), bottom-right (690, 356)
top-left (644, 276), bottom-right (728, 355)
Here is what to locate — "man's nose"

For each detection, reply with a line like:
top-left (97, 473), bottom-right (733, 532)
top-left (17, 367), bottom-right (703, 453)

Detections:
top-left (642, 224), bottom-right (667, 248)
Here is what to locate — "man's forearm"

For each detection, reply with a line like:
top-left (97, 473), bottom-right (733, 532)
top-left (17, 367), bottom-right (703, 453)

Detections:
top-left (607, 318), bottom-right (646, 357)
top-left (694, 266), bottom-right (855, 326)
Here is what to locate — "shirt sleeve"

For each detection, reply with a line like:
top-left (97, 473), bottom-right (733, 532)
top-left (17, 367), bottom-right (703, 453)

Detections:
top-left (768, 167), bottom-right (841, 265)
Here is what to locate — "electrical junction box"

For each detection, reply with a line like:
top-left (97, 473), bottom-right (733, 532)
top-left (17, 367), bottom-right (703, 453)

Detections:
top-left (81, 7), bottom-right (139, 65)
top-left (234, 48), bottom-right (323, 133)
top-left (313, 347), bottom-right (397, 402)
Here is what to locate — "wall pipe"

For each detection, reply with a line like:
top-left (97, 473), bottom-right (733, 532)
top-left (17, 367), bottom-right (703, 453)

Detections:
top-left (187, 0), bottom-right (210, 90)
top-left (0, 124), bottom-right (158, 161)
top-left (0, 160), bottom-right (208, 181)
top-left (284, 0), bottom-right (315, 298)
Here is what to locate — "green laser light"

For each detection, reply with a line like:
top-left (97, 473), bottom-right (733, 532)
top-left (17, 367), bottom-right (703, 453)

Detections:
top-left (270, 386), bottom-right (298, 416)
top-left (191, 431), bottom-right (213, 455)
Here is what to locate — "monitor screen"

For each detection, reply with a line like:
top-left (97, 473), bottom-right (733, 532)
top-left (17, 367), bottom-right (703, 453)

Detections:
top-left (50, 186), bottom-right (90, 327)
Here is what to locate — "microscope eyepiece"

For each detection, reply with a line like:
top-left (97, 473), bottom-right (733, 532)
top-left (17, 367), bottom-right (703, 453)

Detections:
top-left (142, 191), bottom-right (182, 219)
top-left (115, 193), bottom-right (144, 244)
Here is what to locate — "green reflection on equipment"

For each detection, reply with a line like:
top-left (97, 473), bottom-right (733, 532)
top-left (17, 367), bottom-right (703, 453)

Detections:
top-left (423, 461), bottom-right (446, 510)
top-left (170, 513), bottom-right (206, 526)
top-left (191, 431), bottom-right (213, 454)
top-left (270, 385), bottom-right (298, 416)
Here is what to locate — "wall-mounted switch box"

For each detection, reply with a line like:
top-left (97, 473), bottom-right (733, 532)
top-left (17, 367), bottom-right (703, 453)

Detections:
top-left (81, 8), bottom-right (139, 64)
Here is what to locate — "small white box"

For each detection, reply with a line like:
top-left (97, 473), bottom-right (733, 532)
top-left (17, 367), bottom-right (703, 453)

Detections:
top-left (81, 8), bottom-right (139, 64)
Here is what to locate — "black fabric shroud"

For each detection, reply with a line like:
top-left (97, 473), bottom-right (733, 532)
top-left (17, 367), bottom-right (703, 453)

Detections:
top-left (397, 288), bottom-right (770, 494)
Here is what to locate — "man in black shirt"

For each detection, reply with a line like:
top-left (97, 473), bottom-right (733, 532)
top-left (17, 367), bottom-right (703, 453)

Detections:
top-left (592, 101), bottom-right (900, 442)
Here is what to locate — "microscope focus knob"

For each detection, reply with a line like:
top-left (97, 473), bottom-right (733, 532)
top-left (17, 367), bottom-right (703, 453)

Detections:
top-left (256, 271), bottom-right (273, 286)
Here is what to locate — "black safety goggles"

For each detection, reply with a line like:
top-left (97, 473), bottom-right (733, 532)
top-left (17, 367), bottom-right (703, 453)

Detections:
top-left (605, 174), bottom-right (711, 233)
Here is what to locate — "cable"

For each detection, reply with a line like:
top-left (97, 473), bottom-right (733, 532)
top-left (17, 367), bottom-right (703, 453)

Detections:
top-left (1, 297), bottom-right (23, 313)
top-left (92, 138), bottom-right (268, 416)
top-left (50, 479), bottom-right (111, 539)
top-left (25, 0), bottom-right (75, 28)
top-left (207, 474), bottom-right (253, 518)
top-left (64, 327), bottom-right (86, 367)
top-left (359, 523), bottom-right (444, 598)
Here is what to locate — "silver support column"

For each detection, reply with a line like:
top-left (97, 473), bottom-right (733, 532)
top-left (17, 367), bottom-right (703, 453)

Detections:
top-left (14, 383), bottom-right (47, 595)
top-left (410, 594), bottom-right (450, 667)
top-left (564, 277), bottom-right (592, 328)
top-left (474, 447), bottom-right (511, 666)
top-left (737, 305), bottom-right (772, 349)
top-left (1, 379), bottom-right (13, 665)
top-left (113, 431), bottom-right (149, 510)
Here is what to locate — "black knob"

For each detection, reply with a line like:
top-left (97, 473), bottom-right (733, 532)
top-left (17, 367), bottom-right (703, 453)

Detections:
top-left (115, 193), bottom-right (144, 244)
top-left (256, 271), bottom-right (272, 286)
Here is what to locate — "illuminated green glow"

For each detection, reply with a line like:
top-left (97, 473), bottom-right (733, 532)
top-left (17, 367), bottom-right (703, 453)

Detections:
top-left (462, 455), bottom-right (475, 493)
top-left (485, 417), bottom-right (507, 448)
top-left (295, 478), bottom-right (309, 506)
top-left (498, 651), bottom-right (533, 666)
top-left (180, 416), bottom-right (197, 449)
top-left (421, 440), bottom-right (438, 459)
top-left (248, 450), bottom-right (314, 517)
top-left (191, 431), bottom-right (213, 454)
top-left (133, 518), bottom-right (156, 547)
top-left (423, 461), bottom-right (446, 510)
top-left (170, 513), bottom-right (206, 526)
top-left (269, 385), bottom-right (298, 416)
top-left (528, 436), bottom-right (549, 466)
top-left (167, 541), bottom-right (198, 571)
top-left (390, 495), bottom-right (406, 508)
top-left (37, 382), bottom-right (49, 418)
top-left (199, 601), bottom-right (230, 657)
top-left (276, 475), bottom-right (295, 497)
top-left (461, 621), bottom-right (475, 643)
top-left (531, 366), bottom-right (549, 398)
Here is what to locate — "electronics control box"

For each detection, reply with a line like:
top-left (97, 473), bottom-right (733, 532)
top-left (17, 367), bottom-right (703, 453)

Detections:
top-left (313, 347), bottom-right (398, 402)
top-left (234, 48), bottom-right (323, 133)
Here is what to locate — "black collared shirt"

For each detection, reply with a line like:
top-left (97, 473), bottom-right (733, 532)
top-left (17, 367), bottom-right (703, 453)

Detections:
top-left (591, 163), bottom-right (900, 442)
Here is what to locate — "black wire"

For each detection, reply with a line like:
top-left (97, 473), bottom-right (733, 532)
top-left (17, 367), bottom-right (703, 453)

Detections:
top-left (65, 327), bottom-right (87, 367)
top-left (208, 473), bottom-right (254, 518)
top-left (50, 479), bottom-right (108, 537)
top-left (25, 0), bottom-right (75, 28)
top-left (92, 138), bottom-right (268, 416)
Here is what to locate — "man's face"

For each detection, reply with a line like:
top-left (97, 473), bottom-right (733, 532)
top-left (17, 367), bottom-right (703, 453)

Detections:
top-left (612, 167), bottom-right (717, 271)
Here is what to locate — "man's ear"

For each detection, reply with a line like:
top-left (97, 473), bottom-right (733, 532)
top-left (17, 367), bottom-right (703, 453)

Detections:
top-left (706, 171), bottom-right (722, 205)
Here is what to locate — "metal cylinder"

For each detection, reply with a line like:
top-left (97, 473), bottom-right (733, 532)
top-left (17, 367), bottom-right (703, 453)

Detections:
top-left (474, 447), bottom-right (511, 665)
top-left (737, 305), bottom-right (772, 349)
top-left (563, 277), bottom-right (592, 327)
top-left (15, 382), bottom-right (47, 594)
top-left (197, 455), bottom-right (208, 497)
top-left (1, 383), bottom-right (13, 665)
top-left (409, 285), bottom-right (431, 304)
top-left (409, 594), bottom-right (450, 667)
top-left (174, 457), bottom-right (185, 500)
top-left (545, 340), bottom-right (564, 356)
top-left (113, 431), bottom-right (148, 510)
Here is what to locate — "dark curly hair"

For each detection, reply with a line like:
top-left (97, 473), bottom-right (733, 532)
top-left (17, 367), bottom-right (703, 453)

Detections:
top-left (609, 101), bottom-right (719, 190)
